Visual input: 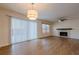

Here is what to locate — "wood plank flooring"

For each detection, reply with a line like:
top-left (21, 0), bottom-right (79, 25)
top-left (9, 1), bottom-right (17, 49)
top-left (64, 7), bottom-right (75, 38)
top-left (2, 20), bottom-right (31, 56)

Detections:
top-left (0, 36), bottom-right (79, 55)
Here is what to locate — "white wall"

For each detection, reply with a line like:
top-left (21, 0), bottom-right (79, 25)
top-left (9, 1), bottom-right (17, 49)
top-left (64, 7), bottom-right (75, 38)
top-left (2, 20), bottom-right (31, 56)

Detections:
top-left (52, 18), bottom-right (79, 39)
top-left (0, 15), bottom-right (11, 47)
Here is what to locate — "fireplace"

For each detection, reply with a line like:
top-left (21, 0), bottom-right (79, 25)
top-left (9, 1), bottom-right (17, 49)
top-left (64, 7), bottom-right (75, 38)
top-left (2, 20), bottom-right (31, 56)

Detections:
top-left (60, 32), bottom-right (68, 36)
top-left (56, 28), bottom-right (72, 37)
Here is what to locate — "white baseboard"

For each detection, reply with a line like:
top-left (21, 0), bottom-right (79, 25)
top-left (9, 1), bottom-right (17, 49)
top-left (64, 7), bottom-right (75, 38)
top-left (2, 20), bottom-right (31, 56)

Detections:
top-left (0, 43), bottom-right (10, 48)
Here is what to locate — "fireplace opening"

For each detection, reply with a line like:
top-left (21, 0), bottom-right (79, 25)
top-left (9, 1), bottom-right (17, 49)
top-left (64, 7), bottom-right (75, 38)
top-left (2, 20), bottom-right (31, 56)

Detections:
top-left (60, 32), bottom-right (68, 36)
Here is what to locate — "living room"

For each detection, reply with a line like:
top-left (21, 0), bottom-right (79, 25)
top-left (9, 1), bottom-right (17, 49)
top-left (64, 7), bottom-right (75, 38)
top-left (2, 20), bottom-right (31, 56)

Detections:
top-left (0, 3), bottom-right (79, 55)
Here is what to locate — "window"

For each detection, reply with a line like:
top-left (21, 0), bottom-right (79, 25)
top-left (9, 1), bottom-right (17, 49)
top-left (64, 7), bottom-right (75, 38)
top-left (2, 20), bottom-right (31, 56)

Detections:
top-left (11, 17), bottom-right (37, 44)
top-left (42, 24), bottom-right (50, 33)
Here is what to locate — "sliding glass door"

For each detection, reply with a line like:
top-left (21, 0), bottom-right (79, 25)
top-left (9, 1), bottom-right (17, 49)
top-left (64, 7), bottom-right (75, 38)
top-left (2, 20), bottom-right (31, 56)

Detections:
top-left (27, 21), bottom-right (37, 40)
top-left (11, 17), bottom-right (37, 44)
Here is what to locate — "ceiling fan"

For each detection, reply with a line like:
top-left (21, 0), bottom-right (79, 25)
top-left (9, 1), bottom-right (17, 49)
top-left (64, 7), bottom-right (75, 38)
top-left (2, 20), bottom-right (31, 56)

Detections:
top-left (58, 17), bottom-right (67, 22)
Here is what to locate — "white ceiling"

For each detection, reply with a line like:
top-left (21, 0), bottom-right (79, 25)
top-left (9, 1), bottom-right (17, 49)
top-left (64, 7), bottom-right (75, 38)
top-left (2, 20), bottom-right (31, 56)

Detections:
top-left (0, 3), bottom-right (79, 21)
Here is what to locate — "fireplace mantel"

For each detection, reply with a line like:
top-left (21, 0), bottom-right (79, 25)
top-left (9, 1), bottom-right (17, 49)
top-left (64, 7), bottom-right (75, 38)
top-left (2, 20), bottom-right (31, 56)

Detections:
top-left (56, 28), bottom-right (72, 30)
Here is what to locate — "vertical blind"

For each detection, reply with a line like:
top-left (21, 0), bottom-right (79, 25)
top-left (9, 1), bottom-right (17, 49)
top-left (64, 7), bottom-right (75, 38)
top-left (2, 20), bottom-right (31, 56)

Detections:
top-left (11, 17), bottom-right (37, 44)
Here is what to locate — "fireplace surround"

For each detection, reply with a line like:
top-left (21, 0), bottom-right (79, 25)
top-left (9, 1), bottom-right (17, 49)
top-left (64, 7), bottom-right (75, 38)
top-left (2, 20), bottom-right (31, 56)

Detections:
top-left (56, 28), bottom-right (72, 38)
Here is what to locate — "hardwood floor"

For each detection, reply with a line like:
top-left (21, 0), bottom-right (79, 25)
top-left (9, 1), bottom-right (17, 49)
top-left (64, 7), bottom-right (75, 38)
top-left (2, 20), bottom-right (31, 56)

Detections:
top-left (0, 36), bottom-right (79, 55)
